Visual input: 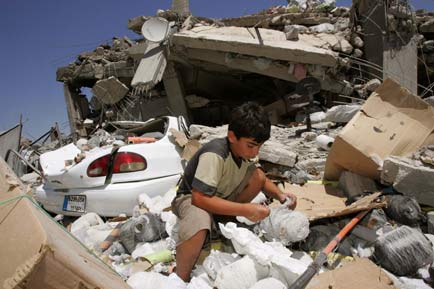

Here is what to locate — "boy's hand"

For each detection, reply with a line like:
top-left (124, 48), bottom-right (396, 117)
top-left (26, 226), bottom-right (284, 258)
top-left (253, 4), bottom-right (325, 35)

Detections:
top-left (244, 203), bottom-right (270, 223)
top-left (279, 192), bottom-right (297, 210)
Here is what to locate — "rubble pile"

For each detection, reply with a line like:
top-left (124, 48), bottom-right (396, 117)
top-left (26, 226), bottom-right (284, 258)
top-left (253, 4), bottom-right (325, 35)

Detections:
top-left (2, 1), bottom-right (434, 289)
top-left (10, 79), bottom-right (430, 288)
top-left (55, 0), bottom-right (434, 141)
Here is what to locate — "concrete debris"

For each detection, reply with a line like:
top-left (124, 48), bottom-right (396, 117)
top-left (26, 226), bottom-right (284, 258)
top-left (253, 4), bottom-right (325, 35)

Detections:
top-left (52, 0), bottom-right (434, 139)
top-left (131, 43), bottom-right (167, 91)
top-left (185, 94), bottom-right (210, 108)
top-left (325, 104), bottom-right (361, 123)
top-left (338, 171), bottom-right (378, 202)
top-left (301, 225), bottom-right (353, 256)
top-left (365, 78), bottom-right (382, 92)
top-left (259, 141), bottom-right (297, 167)
top-left (381, 156), bottom-right (434, 207)
top-left (310, 23), bottom-right (335, 33)
top-left (92, 76), bottom-right (129, 105)
top-left (284, 25), bottom-right (299, 40)
top-left (428, 212), bottom-right (434, 234)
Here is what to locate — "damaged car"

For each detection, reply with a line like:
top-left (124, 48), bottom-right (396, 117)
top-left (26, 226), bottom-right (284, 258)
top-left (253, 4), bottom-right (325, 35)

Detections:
top-left (35, 116), bottom-right (185, 217)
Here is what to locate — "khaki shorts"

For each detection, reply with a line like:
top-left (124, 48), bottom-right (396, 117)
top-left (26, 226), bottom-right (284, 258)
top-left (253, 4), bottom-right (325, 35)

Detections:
top-left (172, 165), bottom-right (257, 246)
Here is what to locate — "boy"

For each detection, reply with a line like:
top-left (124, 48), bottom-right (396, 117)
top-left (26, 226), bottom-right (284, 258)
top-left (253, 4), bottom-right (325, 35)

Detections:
top-left (172, 102), bottom-right (297, 282)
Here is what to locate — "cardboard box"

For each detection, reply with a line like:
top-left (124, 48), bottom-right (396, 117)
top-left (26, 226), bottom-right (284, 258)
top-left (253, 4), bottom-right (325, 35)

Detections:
top-left (307, 257), bottom-right (395, 289)
top-left (325, 78), bottom-right (434, 180)
top-left (0, 158), bottom-right (130, 289)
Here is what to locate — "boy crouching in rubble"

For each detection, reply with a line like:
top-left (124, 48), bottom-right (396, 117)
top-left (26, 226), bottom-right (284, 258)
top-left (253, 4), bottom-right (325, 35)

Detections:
top-left (171, 102), bottom-right (298, 283)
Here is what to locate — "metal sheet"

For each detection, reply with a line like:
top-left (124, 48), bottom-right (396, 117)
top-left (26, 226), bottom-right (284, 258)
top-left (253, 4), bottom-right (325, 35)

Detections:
top-left (0, 123), bottom-right (22, 171)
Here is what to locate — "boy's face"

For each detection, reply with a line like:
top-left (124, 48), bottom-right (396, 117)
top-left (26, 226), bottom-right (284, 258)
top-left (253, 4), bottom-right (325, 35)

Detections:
top-left (228, 131), bottom-right (262, 160)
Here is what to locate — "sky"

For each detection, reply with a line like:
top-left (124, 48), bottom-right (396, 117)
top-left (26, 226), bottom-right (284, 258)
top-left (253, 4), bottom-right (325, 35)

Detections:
top-left (1, 0), bottom-right (433, 140)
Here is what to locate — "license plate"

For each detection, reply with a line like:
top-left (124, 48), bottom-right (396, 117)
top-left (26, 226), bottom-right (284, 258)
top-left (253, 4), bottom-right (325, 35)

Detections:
top-left (63, 195), bottom-right (86, 213)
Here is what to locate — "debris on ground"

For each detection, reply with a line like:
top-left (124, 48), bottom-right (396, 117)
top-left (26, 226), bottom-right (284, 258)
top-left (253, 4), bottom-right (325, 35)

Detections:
top-left (2, 0), bottom-right (434, 288)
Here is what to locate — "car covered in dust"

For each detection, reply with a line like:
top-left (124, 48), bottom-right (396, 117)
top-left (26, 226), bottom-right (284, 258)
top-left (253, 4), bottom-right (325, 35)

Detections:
top-left (35, 116), bottom-right (186, 217)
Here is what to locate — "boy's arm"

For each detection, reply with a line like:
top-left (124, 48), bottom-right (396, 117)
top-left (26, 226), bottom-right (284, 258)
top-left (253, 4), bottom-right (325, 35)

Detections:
top-left (191, 189), bottom-right (270, 223)
top-left (263, 177), bottom-right (297, 209)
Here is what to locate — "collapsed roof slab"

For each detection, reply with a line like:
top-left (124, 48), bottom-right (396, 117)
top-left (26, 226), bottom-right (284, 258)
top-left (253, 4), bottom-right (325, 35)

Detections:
top-left (172, 47), bottom-right (350, 94)
top-left (171, 26), bottom-right (339, 68)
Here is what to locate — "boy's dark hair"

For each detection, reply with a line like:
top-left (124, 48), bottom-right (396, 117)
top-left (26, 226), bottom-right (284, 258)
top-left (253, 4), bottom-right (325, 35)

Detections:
top-left (228, 102), bottom-right (271, 143)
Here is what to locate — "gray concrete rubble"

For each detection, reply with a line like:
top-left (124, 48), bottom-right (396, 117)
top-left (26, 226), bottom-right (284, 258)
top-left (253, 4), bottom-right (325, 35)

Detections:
top-left (338, 171), bottom-right (378, 202)
top-left (188, 121), bottom-right (341, 182)
top-left (92, 77), bottom-right (129, 105)
top-left (131, 43), bottom-right (167, 92)
top-left (381, 155), bottom-right (434, 207)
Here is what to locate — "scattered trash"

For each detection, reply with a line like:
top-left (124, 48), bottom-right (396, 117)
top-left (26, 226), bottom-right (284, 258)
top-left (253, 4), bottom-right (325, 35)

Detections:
top-left (3, 3), bottom-right (434, 288)
top-left (119, 213), bottom-right (167, 253)
top-left (315, 134), bottom-right (334, 151)
top-left (260, 206), bottom-right (310, 245)
top-left (374, 226), bottom-right (434, 276)
top-left (384, 195), bottom-right (422, 226)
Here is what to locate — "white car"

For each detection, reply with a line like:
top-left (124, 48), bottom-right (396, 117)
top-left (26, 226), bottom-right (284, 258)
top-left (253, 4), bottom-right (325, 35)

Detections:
top-left (35, 116), bottom-right (185, 217)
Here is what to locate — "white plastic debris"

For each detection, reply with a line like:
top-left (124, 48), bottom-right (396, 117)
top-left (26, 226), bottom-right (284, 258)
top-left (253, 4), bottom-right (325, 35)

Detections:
top-left (310, 111), bottom-right (327, 123)
top-left (315, 134), bottom-right (334, 151)
top-left (219, 222), bottom-right (276, 265)
top-left (214, 255), bottom-right (270, 289)
top-left (187, 273), bottom-right (213, 289)
top-left (131, 239), bottom-right (169, 260)
top-left (268, 250), bottom-right (310, 286)
top-left (219, 222), bottom-right (310, 287)
top-left (76, 138), bottom-right (89, 150)
top-left (398, 277), bottom-right (433, 289)
top-left (203, 250), bottom-right (241, 280)
top-left (260, 206), bottom-right (310, 245)
top-left (70, 212), bottom-right (112, 250)
top-left (127, 272), bottom-right (168, 289)
top-left (119, 213), bottom-right (167, 253)
top-left (139, 187), bottom-right (177, 213)
top-left (310, 23), bottom-right (335, 33)
top-left (168, 272), bottom-right (188, 289)
top-left (248, 277), bottom-right (287, 289)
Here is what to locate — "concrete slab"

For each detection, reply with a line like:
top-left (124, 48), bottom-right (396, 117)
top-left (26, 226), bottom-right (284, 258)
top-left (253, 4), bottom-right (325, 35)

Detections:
top-left (131, 43), bottom-right (167, 90)
top-left (92, 76), bottom-right (129, 105)
top-left (172, 27), bottom-right (339, 67)
top-left (381, 156), bottom-right (434, 206)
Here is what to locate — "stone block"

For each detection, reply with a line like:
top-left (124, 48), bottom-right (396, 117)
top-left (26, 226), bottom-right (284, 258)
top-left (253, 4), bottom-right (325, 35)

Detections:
top-left (259, 141), bottom-right (297, 167)
top-left (339, 171), bottom-right (378, 201)
top-left (381, 156), bottom-right (434, 206)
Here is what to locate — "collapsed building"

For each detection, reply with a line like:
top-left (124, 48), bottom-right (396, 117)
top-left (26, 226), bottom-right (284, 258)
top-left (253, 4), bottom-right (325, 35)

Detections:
top-left (56, 0), bottom-right (434, 141)
top-left (2, 1), bottom-right (434, 289)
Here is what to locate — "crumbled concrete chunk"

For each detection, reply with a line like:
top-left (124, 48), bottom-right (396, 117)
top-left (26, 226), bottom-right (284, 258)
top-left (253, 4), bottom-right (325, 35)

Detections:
top-left (381, 156), bottom-right (434, 206)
